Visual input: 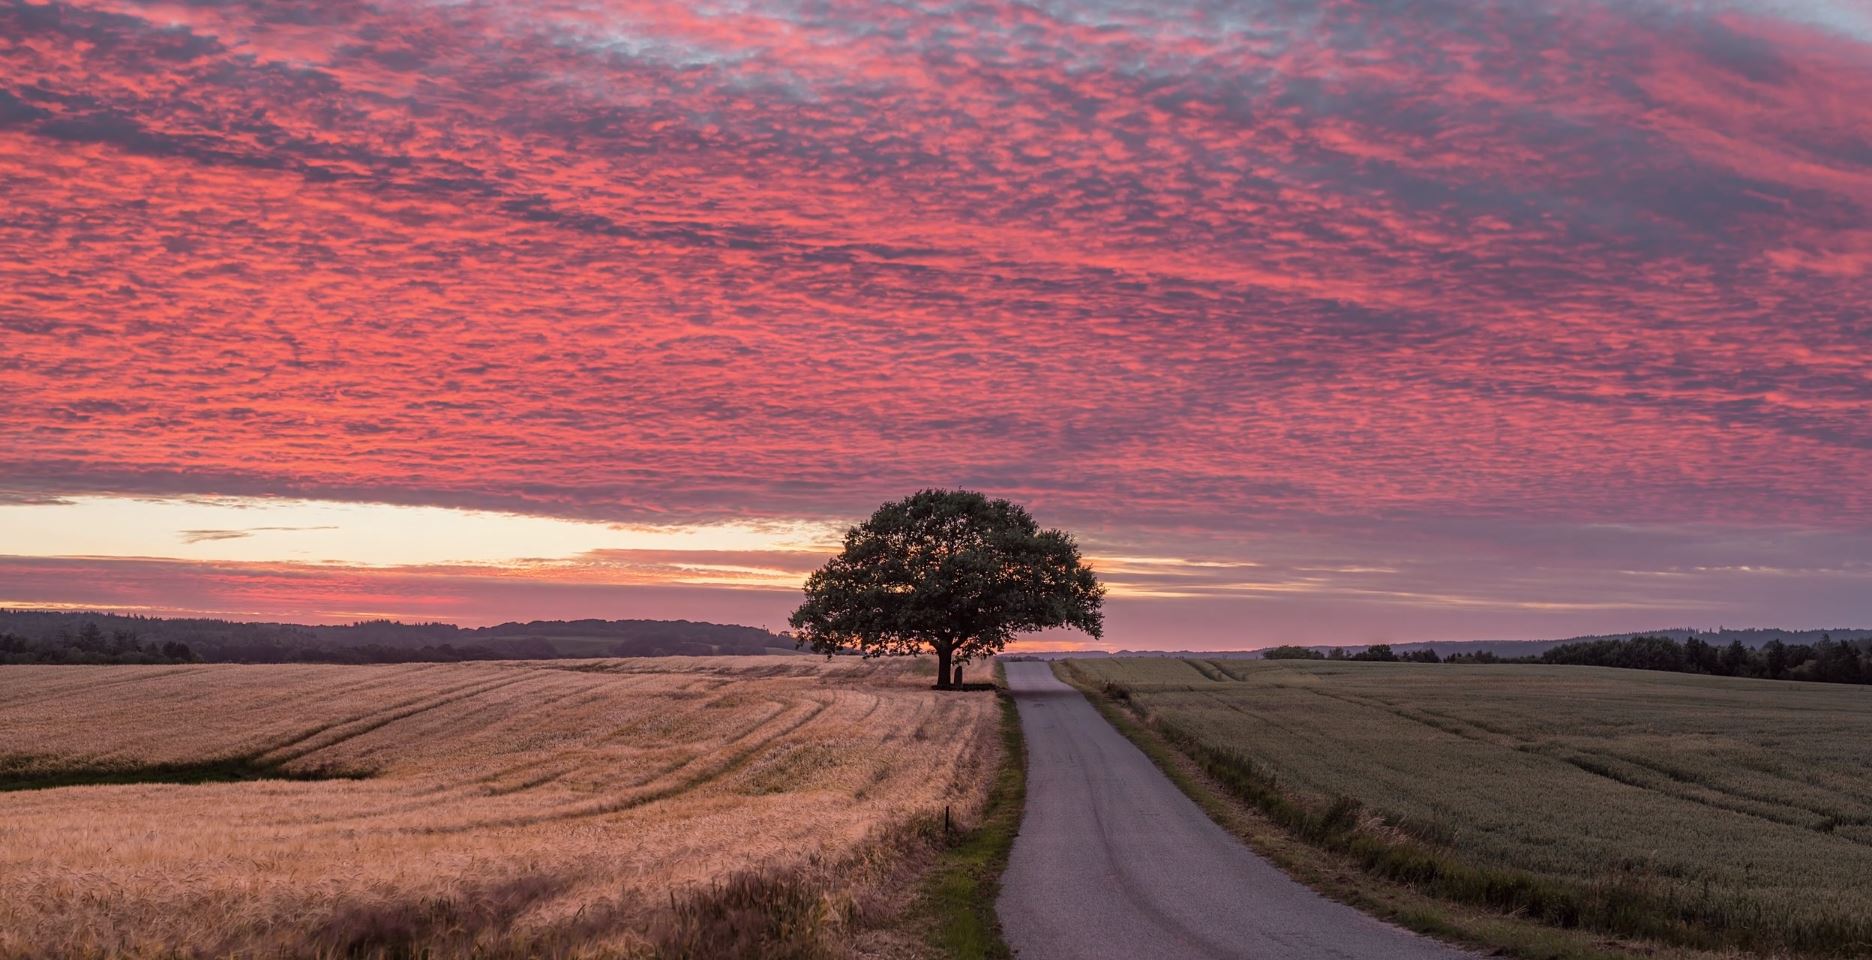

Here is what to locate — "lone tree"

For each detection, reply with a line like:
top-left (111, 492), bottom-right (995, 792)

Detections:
top-left (790, 489), bottom-right (1104, 688)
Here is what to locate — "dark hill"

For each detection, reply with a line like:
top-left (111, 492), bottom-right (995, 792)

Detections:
top-left (0, 610), bottom-right (794, 665)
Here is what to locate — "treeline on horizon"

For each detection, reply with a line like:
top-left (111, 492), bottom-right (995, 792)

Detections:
top-left (1262, 634), bottom-right (1872, 686)
top-left (0, 610), bottom-right (786, 666)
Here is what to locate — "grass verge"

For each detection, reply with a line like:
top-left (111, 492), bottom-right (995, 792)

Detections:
top-left (911, 682), bottom-right (1025, 959)
top-left (1053, 661), bottom-right (1749, 960)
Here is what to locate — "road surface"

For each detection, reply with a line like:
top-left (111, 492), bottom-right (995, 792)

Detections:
top-left (995, 660), bottom-right (1477, 960)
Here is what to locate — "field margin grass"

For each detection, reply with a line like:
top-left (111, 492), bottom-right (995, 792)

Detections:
top-left (1051, 659), bottom-right (1752, 960)
top-left (909, 666), bottom-right (1025, 960)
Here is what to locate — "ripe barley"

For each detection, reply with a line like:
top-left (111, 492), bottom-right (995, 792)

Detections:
top-left (0, 656), bottom-right (998, 959)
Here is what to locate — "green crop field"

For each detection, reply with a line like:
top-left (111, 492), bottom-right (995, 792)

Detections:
top-left (1065, 658), bottom-right (1872, 957)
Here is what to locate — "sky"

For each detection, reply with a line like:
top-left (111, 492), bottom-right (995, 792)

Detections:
top-left (1, 0), bottom-right (1869, 649)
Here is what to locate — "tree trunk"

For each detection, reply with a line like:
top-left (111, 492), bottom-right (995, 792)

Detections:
top-left (953, 662), bottom-right (964, 687)
top-left (934, 644), bottom-right (954, 689)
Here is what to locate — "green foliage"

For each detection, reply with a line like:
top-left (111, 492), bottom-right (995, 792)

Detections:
top-left (1540, 633), bottom-right (1870, 685)
top-left (0, 628), bottom-right (197, 665)
top-left (1264, 645), bottom-right (1428, 662)
top-left (1259, 645), bottom-right (1325, 660)
top-left (790, 490), bottom-right (1102, 686)
top-left (1329, 634), bottom-right (1872, 686)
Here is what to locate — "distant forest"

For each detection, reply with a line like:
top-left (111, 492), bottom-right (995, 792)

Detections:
top-left (1263, 633), bottom-right (1872, 686)
top-left (0, 610), bottom-right (791, 665)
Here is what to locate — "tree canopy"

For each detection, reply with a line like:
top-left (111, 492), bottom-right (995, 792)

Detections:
top-left (789, 490), bottom-right (1104, 687)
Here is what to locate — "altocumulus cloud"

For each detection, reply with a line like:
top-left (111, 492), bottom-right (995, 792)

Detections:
top-left (0, 0), bottom-right (1868, 642)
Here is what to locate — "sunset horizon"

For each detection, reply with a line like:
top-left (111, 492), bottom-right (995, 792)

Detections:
top-left (6, 2), bottom-right (1872, 957)
top-left (5, 490), bottom-right (1868, 648)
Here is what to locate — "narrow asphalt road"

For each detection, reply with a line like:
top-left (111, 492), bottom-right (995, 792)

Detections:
top-left (995, 660), bottom-right (1477, 960)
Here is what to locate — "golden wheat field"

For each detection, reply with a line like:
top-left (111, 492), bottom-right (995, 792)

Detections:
top-left (0, 656), bottom-right (1000, 960)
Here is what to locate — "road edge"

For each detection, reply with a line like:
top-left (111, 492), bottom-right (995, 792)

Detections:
top-left (912, 663), bottom-right (1026, 959)
top-left (1048, 659), bottom-right (1739, 960)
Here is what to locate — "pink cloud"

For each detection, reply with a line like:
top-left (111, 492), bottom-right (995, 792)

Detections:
top-left (1, 0), bottom-right (1868, 641)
